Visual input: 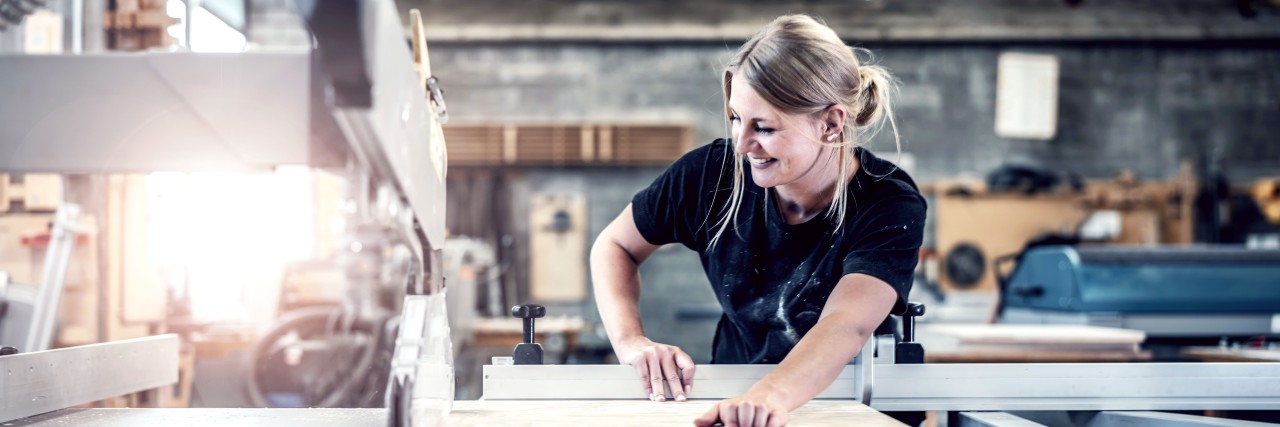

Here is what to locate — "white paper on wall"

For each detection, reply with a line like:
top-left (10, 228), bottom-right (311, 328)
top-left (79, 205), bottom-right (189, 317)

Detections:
top-left (995, 52), bottom-right (1060, 140)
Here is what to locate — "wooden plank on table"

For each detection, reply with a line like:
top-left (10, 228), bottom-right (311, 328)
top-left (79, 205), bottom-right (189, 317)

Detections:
top-left (920, 324), bottom-right (1146, 345)
top-left (928, 349), bottom-right (1152, 363)
top-left (445, 400), bottom-right (906, 427)
top-left (1183, 347), bottom-right (1280, 363)
top-left (917, 324), bottom-right (1147, 359)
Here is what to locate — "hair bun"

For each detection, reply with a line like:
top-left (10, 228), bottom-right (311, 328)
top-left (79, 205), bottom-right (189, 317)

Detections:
top-left (853, 66), bottom-right (880, 127)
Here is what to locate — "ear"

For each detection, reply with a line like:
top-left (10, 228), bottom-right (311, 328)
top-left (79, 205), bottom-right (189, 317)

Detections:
top-left (821, 104), bottom-right (848, 135)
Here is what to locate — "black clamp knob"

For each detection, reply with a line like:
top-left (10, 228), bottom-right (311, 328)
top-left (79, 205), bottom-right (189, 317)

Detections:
top-left (0, 346), bottom-right (18, 356)
top-left (895, 302), bottom-right (926, 364)
top-left (511, 304), bottom-right (545, 365)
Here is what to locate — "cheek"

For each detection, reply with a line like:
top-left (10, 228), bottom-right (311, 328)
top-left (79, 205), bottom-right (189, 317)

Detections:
top-left (797, 143), bottom-right (824, 163)
top-left (768, 138), bottom-right (816, 164)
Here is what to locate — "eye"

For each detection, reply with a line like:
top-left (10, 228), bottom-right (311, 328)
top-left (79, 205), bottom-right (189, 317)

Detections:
top-left (755, 125), bottom-right (775, 135)
top-left (729, 114), bottom-right (741, 122)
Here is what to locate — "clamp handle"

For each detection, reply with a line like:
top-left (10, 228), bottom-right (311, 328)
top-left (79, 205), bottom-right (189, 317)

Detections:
top-left (896, 302), bottom-right (926, 364)
top-left (511, 304), bottom-right (545, 365)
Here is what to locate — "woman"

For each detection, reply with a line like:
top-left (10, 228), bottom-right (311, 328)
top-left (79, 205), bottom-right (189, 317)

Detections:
top-left (590, 14), bottom-right (925, 427)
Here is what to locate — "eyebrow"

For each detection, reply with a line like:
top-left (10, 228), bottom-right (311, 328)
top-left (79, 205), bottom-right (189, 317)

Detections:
top-left (728, 107), bottom-right (772, 123)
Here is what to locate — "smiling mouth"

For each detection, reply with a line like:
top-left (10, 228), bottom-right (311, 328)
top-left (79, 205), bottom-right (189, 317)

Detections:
top-left (748, 156), bottom-right (776, 167)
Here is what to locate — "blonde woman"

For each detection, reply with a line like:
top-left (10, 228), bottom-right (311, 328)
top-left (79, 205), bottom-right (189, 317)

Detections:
top-left (590, 15), bottom-right (925, 427)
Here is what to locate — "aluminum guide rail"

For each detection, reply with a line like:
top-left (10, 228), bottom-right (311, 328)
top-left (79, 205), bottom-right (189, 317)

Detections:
top-left (1, 335), bottom-right (180, 423)
top-left (482, 362), bottom-right (1280, 411)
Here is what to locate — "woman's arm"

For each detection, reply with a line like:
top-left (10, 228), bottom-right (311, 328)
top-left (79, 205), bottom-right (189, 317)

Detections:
top-left (590, 204), bottom-right (697, 402)
top-left (695, 273), bottom-right (898, 427)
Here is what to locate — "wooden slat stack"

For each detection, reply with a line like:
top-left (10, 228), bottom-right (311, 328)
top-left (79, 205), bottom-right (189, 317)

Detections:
top-left (445, 123), bottom-right (693, 167)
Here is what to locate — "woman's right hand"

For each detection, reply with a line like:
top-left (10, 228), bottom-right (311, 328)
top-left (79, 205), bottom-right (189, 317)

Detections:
top-left (615, 336), bottom-right (697, 402)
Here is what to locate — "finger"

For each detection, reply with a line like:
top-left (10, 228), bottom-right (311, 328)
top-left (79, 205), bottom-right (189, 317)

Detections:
top-left (647, 351), bottom-right (666, 401)
top-left (754, 406), bottom-right (769, 427)
top-left (721, 403), bottom-right (739, 427)
top-left (693, 403), bottom-right (721, 426)
top-left (659, 348), bottom-right (685, 401)
top-left (737, 403), bottom-right (755, 427)
top-left (766, 411), bottom-right (788, 427)
top-left (674, 348), bottom-right (697, 394)
top-left (632, 360), bottom-right (654, 399)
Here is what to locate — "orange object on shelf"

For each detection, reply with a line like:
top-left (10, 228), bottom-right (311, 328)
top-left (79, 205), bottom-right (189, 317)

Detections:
top-left (19, 231), bottom-right (90, 248)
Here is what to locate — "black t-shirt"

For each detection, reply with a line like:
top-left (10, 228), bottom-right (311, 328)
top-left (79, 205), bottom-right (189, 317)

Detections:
top-left (631, 139), bottom-right (926, 364)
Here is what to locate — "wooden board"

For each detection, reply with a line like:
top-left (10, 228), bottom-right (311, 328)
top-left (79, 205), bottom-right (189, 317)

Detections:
top-left (1183, 347), bottom-right (1280, 363)
top-left (445, 400), bottom-right (906, 426)
top-left (21, 174), bottom-right (64, 212)
top-left (14, 402), bottom-right (904, 426)
top-left (918, 324), bottom-right (1149, 362)
top-left (920, 324), bottom-right (1146, 346)
top-left (104, 175), bottom-right (151, 341)
top-left (927, 350), bottom-right (1151, 363)
top-left (1, 174), bottom-right (9, 212)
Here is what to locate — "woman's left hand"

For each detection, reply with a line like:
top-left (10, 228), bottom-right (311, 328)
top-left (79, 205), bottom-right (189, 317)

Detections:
top-left (692, 385), bottom-right (789, 427)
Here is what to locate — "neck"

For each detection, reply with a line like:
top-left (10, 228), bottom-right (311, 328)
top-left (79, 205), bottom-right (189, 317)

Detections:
top-left (774, 148), bottom-right (860, 224)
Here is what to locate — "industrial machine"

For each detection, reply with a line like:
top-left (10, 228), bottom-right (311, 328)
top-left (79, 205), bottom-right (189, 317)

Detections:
top-left (1, 0), bottom-right (453, 424)
top-left (998, 245), bottom-right (1280, 341)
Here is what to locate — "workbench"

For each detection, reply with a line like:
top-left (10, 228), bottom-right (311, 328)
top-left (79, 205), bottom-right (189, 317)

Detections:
top-left (9, 400), bottom-right (904, 427)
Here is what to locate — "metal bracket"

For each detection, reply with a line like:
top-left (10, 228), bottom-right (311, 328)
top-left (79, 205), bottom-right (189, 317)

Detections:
top-left (426, 76), bottom-right (448, 124)
top-left (853, 335), bottom-right (875, 405)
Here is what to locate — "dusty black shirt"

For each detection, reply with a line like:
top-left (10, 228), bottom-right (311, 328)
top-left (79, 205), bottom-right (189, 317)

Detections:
top-left (631, 139), bottom-right (926, 364)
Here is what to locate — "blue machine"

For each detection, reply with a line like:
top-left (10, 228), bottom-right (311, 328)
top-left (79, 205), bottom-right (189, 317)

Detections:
top-left (1001, 245), bottom-right (1280, 338)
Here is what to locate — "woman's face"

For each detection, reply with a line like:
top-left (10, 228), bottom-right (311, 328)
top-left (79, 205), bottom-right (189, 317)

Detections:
top-left (728, 75), bottom-right (832, 191)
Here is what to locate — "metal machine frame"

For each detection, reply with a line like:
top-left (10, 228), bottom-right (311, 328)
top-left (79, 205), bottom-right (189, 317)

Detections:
top-left (1, 0), bottom-right (448, 424)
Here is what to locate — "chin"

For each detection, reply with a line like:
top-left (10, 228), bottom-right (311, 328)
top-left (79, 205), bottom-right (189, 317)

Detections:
top-left (748, 171), bottom-right (778, 188)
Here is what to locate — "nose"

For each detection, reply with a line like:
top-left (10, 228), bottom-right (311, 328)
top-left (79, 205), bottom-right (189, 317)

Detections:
top-left (733, 123), bottom-right (755, 154)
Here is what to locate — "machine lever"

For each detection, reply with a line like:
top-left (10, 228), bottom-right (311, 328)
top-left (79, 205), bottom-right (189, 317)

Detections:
top-left (511, 304), bottom-right (545, 365)
top-left (895, 302), bottom-right (926, 365)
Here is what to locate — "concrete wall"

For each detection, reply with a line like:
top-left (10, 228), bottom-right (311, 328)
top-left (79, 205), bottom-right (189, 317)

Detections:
top-left (405, 0), bottom-right (1280, 42)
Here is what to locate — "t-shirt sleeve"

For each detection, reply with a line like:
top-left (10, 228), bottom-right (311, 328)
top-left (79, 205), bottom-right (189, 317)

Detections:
top-left (841, 193), bottom-right (926, 315)
top-left (630, 142), bottom-right (720, 249)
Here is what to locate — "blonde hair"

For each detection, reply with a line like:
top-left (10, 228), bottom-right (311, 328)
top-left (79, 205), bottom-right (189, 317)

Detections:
top-left (709, 14), bottom-right (900, 248)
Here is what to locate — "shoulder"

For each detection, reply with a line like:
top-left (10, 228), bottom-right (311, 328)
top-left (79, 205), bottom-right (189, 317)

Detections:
top-left (855, 148), bottom-right (922, 197)
top-left (670, 138), bottom-right (733, 171)
top-left (849, 148), bottom-right (926, 217)
top-left (659, 139), bottom-right (737, 190)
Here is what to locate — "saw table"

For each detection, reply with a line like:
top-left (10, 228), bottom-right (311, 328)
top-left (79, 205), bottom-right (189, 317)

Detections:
top-left (7, 401), bottom-right (903, 427)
